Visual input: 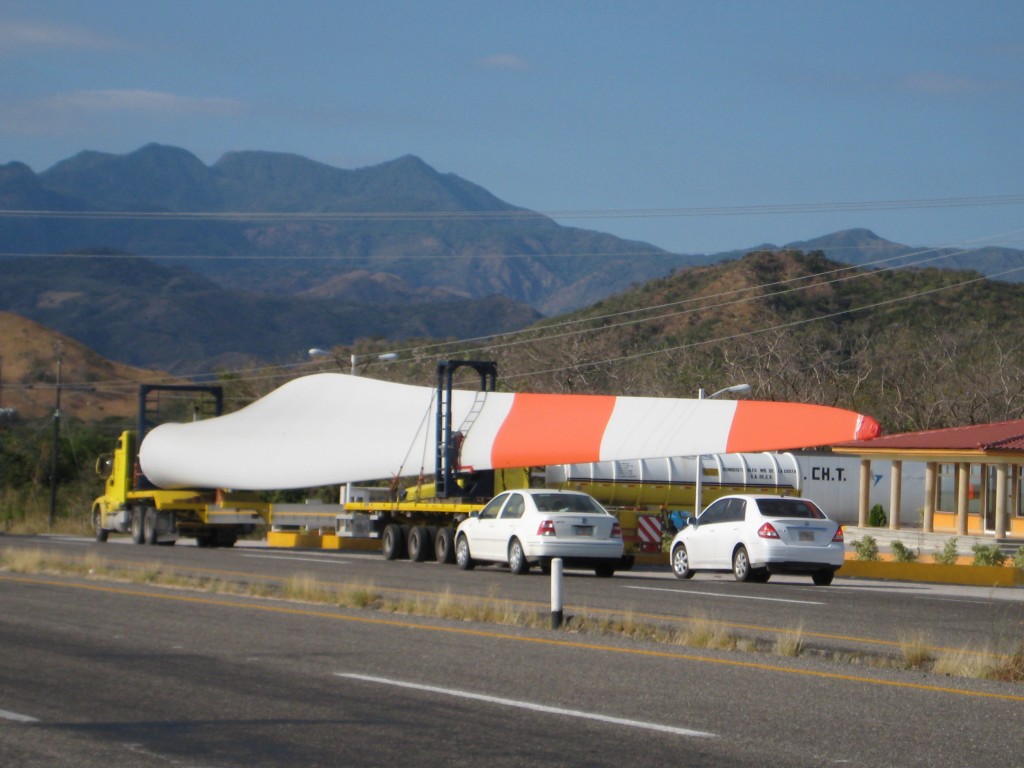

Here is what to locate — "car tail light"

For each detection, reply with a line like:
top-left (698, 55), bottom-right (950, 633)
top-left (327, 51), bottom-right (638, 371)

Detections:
top-left (537, 519), bottom-right (556, 536)
top-left (832, 525), bottom-right (844, 543)
top-left (611, 521), bottom-right (622, 538)
top-left (757, 522), bottom-right (780, 539)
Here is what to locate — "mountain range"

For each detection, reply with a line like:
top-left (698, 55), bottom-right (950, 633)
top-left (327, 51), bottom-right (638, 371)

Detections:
top-left (2, 144), bottom-right (1023, 373)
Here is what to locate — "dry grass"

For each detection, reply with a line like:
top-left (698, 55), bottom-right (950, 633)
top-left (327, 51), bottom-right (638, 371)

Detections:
top-left (4, 545), bottom-right (1024, 687)
top-left (774, 625), bottom-right (806, 657)
top-left (933, 646), bottom-right (994, 678)
top-left (674, 613), bottom-right (738, 651)
top-left (986, 641), bottom-right (1024, 683)
top-left (899, 631), bottom-right (935, 669)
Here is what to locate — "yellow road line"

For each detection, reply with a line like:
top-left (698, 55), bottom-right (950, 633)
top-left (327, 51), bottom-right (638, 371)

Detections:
top-left (4, 573), bottom-right (1023, 703)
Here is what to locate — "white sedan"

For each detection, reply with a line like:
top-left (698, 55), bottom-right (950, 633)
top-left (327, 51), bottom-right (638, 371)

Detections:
top-left (455, 489), bottom-right (624, 577)
top-left (669, 495), bottom-right (845, 585)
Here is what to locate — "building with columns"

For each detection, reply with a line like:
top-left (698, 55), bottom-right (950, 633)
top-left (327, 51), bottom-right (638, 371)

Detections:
top-left (833, 420), bottom-right (1024, 540)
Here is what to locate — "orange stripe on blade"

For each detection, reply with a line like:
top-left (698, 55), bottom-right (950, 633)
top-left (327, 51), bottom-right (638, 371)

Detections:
top-left (725, 401), bottom-right (878, 452)
top-left (490, 393), bottom-right (617, 468)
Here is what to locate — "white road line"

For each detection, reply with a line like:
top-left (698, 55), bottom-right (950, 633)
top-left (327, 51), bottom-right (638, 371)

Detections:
top-left (625, 585), bottom-right (826, 606)
top-left (37, 535), bottom-right (92, 545)
top-left (240, 554), bottom-right (352, 564)
top-left (337, 673), bottom-right (715, 739)
top-left (0, 708), bottom-right (39, 723)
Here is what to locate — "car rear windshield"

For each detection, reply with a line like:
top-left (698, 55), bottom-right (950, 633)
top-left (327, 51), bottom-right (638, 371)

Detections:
top-left (757, 498), bottom-right (826, 519)
top-left (533, 494), bottom-right (607, 514)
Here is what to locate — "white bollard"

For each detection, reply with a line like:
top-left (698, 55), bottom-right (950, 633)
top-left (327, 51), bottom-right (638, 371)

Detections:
top-left (550, 557), bottom-right (564, 629)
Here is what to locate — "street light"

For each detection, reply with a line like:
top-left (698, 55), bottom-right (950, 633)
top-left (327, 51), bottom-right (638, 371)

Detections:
top-left (693, 383), bottom-right (752, 517)
top-left (308, 348), bottom-right (399, 375)
top-left (349, 351), bottom-right (399, 376)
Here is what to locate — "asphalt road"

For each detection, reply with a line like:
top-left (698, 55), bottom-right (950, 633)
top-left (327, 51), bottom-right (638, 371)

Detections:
top-left (1, 534), bottom-right (1022, 767)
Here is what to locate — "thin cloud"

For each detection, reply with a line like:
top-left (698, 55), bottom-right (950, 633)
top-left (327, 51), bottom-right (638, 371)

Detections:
top-left (0, 19), bottom-right (120, 51)
top-left (0, 89), bottom-right (246, 135)
top-left (899, 71), bottom-right (1003, 95)
top-left (477, 53), bottom-right (530, 70)
top-left (47, 89), bottom-right (245, 116)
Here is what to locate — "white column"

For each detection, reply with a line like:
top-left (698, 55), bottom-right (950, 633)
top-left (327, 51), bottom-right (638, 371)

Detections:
top-left (889, 460), bottom-right (902, 530)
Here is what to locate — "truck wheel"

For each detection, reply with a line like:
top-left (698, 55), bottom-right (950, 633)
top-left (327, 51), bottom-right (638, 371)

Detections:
top-left (408, 526), bottom-right (433, 562)
top-left (434, 527), bottom-right (456, 564)
top-left (130, 508), bottom-right (145, 545)
top-left (93, 509), bottom-right (109, 543)
top-left (382, 524), bottom-right (406, 560)
top-left (143, 508), bottom-right (158, 545)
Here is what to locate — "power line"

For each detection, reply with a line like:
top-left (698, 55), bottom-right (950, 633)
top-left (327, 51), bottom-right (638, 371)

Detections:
top-left (1, 192), bottom-right (1023, 223)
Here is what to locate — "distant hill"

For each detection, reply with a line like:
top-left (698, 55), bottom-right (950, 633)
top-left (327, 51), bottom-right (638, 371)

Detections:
top-left (1, 144), bottom-right (694, 316)
top-left (0, 311), bottom-right (171, 420)
top-left (0, 255), bottom-right (541, 374)
top-left (3, 144), bottom-right (1023, 376)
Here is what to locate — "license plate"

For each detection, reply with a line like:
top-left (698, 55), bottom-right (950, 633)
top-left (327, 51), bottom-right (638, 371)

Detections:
top-left (573, 525), bottom-right (594, 536)
top-left (798, 530), bottom-right (814, 542)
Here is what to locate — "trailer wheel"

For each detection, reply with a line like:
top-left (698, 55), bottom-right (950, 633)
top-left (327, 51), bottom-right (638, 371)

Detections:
top-left (215, 528), bottom-right (238, 548)
top-left (143, 508), bottom-right (158, 545)
top-left (408, 525), bottom-right (433, 562)
top-left (130, 508), bottom-right (145, 545)
top-left (92, 508), bottom-right (109, 543)
top-left (434, 527), bottom-right (456, 564)
top-left (382, 524), bottom-right (407, 560)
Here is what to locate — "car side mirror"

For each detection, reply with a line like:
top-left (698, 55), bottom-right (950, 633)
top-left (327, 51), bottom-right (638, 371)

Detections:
top-left (686, 516), bottom-right (697, 529)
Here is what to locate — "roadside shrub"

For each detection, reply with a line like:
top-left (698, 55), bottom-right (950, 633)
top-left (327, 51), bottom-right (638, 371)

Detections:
top-left (868, 504), bottom-right (887, 528)
top-left (853, 535), bottom-right (879, 561)
top-left (933, 537), bottom-right (959, 566)
top-left (890, 540), bottom-right (918, 563)
top-left (971, 543), bottom-right (1006, 567)
top-left (1014, 547), bottom-right (1024, 569)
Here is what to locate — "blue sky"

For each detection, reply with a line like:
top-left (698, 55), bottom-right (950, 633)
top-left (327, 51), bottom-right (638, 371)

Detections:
top-left (2, 1), bottom-right (1022, 254)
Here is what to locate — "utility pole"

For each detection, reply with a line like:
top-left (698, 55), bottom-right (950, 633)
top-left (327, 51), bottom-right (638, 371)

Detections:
top-left (49, 342), bottom-right (63, 527)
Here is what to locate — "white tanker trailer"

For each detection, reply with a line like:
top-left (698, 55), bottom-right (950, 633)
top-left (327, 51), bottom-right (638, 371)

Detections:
top-left (546, 451), bottom-right (926, 526)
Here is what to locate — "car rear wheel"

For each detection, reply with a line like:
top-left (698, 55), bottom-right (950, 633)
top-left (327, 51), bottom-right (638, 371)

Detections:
top-left (732, 545), bottom-right (753, 582)
top-left (594, 562), bottom-right (616, 578)
top-left (508, 538), bottom-right (528, 575)
top-left (671, 544), bottom-right (694, 579)
top-left (812, 569), bottom-right (835, 586)
top-left (456, 535), bottom-right (475, 570)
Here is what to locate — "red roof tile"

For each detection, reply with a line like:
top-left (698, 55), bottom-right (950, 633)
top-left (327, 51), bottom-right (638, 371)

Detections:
top-left (837, 419), bottom-right (1024, 452)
